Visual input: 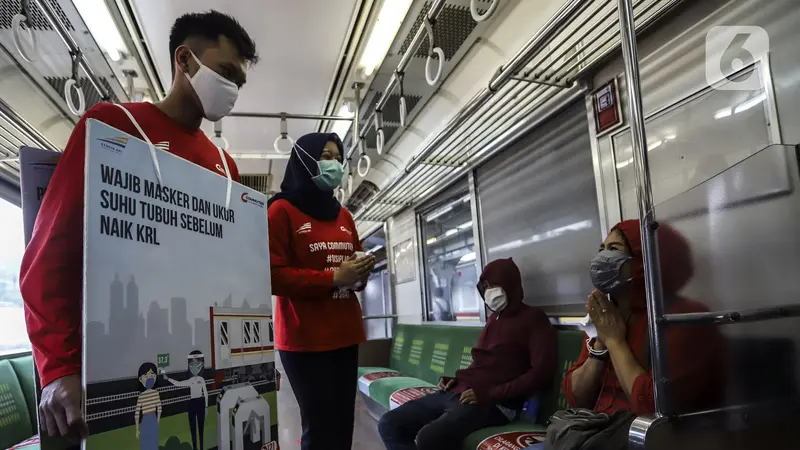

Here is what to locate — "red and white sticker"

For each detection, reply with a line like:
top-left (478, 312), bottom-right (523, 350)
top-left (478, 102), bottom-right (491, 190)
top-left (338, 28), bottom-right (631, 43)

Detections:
top-left (477, 431), bottom-right (546, 450)
top-left (389, 386), bottom-right (439, 409)
top-left (357, 371), bottom-right (402, 395)
top-left (8, 436), bottom-right (40, 449)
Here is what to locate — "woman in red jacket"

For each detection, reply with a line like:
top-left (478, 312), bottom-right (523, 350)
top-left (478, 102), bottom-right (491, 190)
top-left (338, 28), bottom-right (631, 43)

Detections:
top-left (563, 219), bottom-right (725, 416)
top-left (267, 132), bottom-right (375, 450)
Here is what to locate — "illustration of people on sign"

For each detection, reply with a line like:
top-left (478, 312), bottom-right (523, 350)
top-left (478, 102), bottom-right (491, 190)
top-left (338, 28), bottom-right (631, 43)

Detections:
top-left (135, 362), bottom-right (162, 450)
top-left (165, 350), bottom-right (209, 450)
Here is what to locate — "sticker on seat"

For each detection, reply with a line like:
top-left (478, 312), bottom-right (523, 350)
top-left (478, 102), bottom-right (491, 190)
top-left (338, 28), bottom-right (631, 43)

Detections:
top-left (357, 371), bottom-right (402, 395)
top-left (477, 431), bottom-right (546, 450)
top-left (389, 386), bottom-right (439, 409)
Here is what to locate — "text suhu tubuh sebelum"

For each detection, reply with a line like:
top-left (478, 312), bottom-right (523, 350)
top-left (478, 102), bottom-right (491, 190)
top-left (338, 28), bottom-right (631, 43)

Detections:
top-left (97, 164), bottom-right (235, 245)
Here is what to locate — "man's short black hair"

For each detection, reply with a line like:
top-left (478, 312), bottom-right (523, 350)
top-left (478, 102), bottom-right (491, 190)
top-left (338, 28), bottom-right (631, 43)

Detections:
top-left (169, 10), bottom-right (259, 75)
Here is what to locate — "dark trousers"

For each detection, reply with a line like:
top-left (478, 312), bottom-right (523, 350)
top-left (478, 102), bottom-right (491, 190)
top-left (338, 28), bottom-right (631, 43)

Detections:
top-left (378, 391), bottom-right (510, 450)
top-left (279, 345), bottom-right (359, 450)
top-left (187, 396), bottom-right (205, 450)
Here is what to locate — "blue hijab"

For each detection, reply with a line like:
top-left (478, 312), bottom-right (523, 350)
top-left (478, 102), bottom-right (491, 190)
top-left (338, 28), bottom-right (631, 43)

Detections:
top-left (267, 132), bottom-right (344, 221)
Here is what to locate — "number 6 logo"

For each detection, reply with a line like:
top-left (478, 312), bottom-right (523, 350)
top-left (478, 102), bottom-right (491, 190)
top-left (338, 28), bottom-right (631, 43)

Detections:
top-left (705, 26), bottom-right (769, 91)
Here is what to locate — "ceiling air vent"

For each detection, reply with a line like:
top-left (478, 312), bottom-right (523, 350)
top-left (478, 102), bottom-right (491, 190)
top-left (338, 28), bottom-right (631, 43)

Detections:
top-left (0, 0), bottom-right (75, 31)
top-left (345, 180), bottom-right (379, 215)
top-left (400, 1), bottom-right (480, 60)
top-left (240, 174), bottom-right (273, 196)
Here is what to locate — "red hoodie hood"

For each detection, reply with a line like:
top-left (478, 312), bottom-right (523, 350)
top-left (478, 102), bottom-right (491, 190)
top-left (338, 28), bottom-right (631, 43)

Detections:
top-left (478, 258), bottom-right (524, 312)
top-left (612, 220), bottom-right (694, 311)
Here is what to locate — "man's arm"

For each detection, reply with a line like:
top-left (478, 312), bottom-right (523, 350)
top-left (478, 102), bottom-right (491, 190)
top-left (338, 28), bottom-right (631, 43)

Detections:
top-left (20, 108), bottom-right (108, 388)
top-left (474, 310), bottom-right (557, 403)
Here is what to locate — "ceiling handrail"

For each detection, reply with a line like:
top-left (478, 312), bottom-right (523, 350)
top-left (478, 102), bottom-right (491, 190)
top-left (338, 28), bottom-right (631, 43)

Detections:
top-left (343, 0), bottom-right (449, 168)
top-left (353, 0), bottom-right (683, 222)
top-left (229, 112), bottom-right (354, 121)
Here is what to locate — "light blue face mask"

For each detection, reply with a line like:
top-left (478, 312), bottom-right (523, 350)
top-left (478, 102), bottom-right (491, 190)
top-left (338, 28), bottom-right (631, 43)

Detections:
top-left (313, 160), bottom-right (345, 191)
top-left (295, 143), bottom-right (344, 191)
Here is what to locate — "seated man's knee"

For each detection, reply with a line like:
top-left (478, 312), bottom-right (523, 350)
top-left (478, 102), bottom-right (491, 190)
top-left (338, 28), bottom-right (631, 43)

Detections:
top-left (416, 422), bottom-right (450, 450)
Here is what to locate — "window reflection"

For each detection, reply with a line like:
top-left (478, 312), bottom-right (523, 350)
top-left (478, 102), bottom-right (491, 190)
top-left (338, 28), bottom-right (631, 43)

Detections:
top-left (421, 194), bottom-right (481, 322)
top-left (0, 198), bottom-right (30, 355)
top-left (360, 228), bottom-right (393, 339)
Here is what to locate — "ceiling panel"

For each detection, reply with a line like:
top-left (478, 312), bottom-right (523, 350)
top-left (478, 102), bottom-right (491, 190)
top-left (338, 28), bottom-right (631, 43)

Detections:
top-left (130, 0), bottom-right (358, 163)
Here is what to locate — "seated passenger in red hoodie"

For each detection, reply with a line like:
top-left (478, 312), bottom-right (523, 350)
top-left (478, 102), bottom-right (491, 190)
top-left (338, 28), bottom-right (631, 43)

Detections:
top-left (378, 258), bottom-right (557, 450)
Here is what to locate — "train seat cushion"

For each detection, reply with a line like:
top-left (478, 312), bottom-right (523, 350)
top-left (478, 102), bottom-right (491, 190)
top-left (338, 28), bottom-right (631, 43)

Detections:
top-left (357, 370), bottom-right (403, 396)
top-left (0, 359), bottom-right (35, 449)
top-left (367, 376), bottom-right (435, 410)
top-left (357, 366), bottom-right (396, 379)
top-left (462, 424), bottom-right (547, 450)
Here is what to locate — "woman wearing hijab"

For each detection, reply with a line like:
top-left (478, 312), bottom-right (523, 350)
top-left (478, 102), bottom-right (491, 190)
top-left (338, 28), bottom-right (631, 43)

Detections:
top-left (267, 132), bottom-right (376, 450)
top-left (564, 219), bottom-right (726, 417)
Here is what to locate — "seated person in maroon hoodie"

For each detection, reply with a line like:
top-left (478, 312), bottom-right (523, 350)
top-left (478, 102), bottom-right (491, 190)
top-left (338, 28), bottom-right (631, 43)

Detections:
top-left (378, 258), bottom-right (557, 450)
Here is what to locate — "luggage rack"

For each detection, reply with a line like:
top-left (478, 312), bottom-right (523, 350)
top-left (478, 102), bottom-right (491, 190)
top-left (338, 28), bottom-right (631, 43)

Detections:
top-left (353, 0), bottom-right (686, 222)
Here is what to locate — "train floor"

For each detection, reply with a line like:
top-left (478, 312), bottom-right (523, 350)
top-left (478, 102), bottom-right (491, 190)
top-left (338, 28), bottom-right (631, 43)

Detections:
top-left (275, 358), bottom-right (383, 449)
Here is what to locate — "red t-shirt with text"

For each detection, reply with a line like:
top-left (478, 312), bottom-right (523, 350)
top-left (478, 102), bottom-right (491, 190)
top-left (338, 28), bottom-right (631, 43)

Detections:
top-left (268, 199), bottom-right (366, 352)
top-left (20, 102), bottom-right (240, 387)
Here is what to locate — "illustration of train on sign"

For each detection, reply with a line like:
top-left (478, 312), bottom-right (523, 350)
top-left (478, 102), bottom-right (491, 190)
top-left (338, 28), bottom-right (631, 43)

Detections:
top-left (208, 306), bottom-right (277, 450)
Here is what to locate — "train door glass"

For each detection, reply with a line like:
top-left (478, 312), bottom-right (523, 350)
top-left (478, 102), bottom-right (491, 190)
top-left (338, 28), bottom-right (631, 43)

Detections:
top-left (0, 198), bottom-right (29, 356)
top-left (361, 228), bottom-right (394, 339)
top-left (420, 191), bottom-right (481, 322)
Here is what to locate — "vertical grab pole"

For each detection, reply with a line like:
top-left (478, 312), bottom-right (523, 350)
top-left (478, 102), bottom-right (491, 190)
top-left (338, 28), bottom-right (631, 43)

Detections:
top-left (617, 0), bottom-right (670, 416)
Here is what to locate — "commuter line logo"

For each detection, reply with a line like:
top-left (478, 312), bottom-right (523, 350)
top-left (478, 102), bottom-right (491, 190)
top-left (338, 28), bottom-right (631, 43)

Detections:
top-left (705, 26), bottom-right (769, 90)
top-left (97, 136), bottom-right (129, 154)
top-left (240, 192), bottom-right (266, 208)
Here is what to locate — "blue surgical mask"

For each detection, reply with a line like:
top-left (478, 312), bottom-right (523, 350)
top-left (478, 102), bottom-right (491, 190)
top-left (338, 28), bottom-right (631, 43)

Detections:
top-left (295, 142), bottom-right (344, 191)
top-left (144, 377), bottom-right (155, 389)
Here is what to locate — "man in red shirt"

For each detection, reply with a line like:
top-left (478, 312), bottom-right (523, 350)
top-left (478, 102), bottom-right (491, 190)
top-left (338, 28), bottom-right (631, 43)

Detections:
top-left (19, 10), bottom-right (258, 441)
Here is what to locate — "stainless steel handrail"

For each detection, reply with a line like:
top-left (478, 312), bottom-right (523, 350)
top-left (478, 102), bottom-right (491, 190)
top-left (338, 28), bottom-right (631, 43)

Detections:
top-left (362, 314), bottom-right (398, 320)
top-left (353, 0), bottom-right (682, 222)
top-left (229, 112), bottom-right (354, 121)
top-left (661, 304), bottom-right (800, 326)
top-left (617, 0), bottom-right (670, 417)
top-left (343, 0), bottom-right (448, 167)
top-left (33, 0), bottom-right (114, 102)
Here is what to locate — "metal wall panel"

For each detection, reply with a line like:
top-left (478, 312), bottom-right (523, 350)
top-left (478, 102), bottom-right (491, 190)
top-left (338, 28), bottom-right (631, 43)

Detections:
top-left (476, 101), bottom-right (601, 314)
top-left (588, 0), bottom-right (800, 414)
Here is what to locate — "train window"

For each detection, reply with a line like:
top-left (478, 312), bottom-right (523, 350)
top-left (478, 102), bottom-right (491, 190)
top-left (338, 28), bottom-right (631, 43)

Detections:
top-left (476, 102), bottom-right (601, 314)
top-left (0, 198), bottom-right (29, 356)
top-left (361, 228), bottom-right (394, 339)
top-left (419, 191), bottom-right (482, 322)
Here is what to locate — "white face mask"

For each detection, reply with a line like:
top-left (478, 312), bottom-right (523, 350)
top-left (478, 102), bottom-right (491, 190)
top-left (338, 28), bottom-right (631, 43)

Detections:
top-left (484, 287), bottom-right (508, 312)
top-left (184, 52), bottom-right (239, 122)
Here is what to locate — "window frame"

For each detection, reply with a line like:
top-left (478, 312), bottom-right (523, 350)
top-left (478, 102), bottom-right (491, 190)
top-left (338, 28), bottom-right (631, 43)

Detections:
top-left (416, 181), bottom-right (484, 324)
